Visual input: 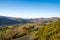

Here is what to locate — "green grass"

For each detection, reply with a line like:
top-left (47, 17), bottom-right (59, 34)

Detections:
top-left (32, 20), bottom-right (60, 40)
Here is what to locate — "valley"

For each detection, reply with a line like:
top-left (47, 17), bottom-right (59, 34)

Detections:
top-left (0, 16), bottom-right (60, 40)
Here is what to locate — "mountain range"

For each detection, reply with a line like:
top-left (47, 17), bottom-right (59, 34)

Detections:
top-left (0, 16), bottom-right (60, 26)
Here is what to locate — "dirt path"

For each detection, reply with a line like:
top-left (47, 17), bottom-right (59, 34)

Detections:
top-left (13, 31), bottom-right (36, 40)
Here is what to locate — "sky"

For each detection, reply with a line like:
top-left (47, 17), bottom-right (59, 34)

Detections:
top-left (0, 0), bottom-right (60, 18)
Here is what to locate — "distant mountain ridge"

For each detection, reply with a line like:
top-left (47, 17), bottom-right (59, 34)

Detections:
top-left (0, 16), bottom-right (60, 26)
top-left (0, 16), bottom-right (30, 26)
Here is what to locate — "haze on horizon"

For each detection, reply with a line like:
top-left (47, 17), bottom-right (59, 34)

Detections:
top-left (0, 0), bottom-right (60, 18)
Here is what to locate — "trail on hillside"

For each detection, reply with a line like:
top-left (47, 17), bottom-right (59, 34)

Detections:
top-left (13, 31), bottom-right (36, 40)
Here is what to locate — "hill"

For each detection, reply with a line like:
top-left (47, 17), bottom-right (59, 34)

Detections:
top-left (0, 16), bottom-right (60, 40)
top-left (32, 20), bottom-right (60, 40)
top-left (0, 16), bottom-right (30, 26)
top-left (0, 16), bottom-right (60, 27)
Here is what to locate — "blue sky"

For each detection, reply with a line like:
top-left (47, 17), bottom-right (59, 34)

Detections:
top-left (0, 0), bottom-right (60, 18)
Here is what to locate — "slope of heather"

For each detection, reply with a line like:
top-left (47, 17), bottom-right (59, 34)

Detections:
top-left (0, 23), bottom-right (36, 40)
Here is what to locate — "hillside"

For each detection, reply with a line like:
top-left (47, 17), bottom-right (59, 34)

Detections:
top-left (29, 17), bottom-right (60, 23)
top-left (0, 16), bottom-right (30, 26)
top-left (32, 20), bottom-right (60, 40)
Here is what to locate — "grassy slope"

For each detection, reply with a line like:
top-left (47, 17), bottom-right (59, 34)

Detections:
top-left (32, 20), bottom-right (60, 40)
